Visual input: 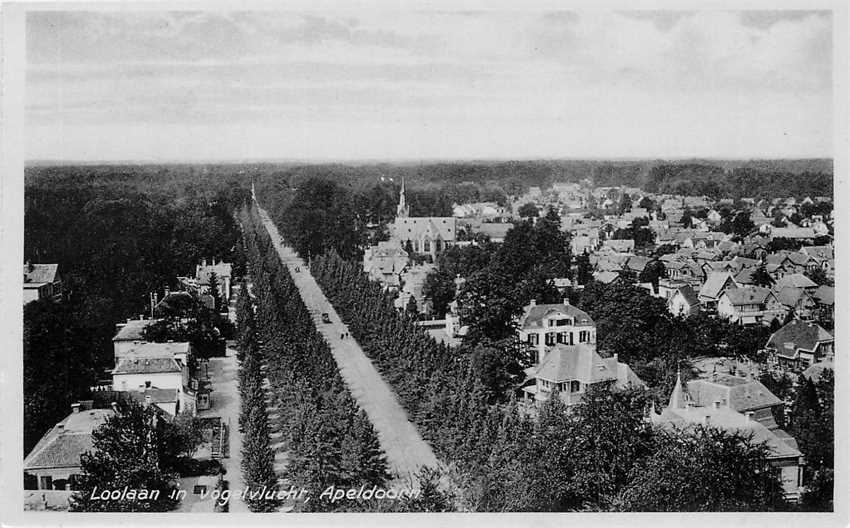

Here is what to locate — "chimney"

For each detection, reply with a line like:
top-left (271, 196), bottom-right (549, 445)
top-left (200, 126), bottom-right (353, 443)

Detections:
top-left (745, 411), bottom-right (755, 421)
top-left (563, 298), bottom-right (570, 306)
top-left (56, 424), bottom-right (64, 431)
top-left (613, 353), bottom-right (618, 362)
top-left (110, 401), bottom-right (118, 413)
top-left (202, 258), bottom-right (207, 267)
top-left (70, 403), bottom-right (81, 413)
top-left (144, 395), bottom-right (152, 407)
top-left (704, 415), bottom-right (711, 425)
top-left (529, 299), bottom-right (536, 307)
top-left (713, 400), bottom-right (721, 409)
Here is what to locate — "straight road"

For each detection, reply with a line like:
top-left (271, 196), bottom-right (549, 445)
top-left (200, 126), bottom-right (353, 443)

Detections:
top-left (253, 194), bottom-right (440, 490)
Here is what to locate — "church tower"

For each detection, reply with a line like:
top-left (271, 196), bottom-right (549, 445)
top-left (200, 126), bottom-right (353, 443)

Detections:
top-left (396, 177), bottom-right (410, 218)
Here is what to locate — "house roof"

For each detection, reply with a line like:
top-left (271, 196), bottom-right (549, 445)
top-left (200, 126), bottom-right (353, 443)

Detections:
top-left (393, 216), bottom-right (457, 241)
top-left (518, 302), bottom-right (594, 330)
top-left (593, 271), bottom-right (620, 284)
top-left (533, 344), bottom-right (617, 384)
top-left (24, 409), bottom-right (114, 470)
top-left (770, 227), bottom-right (816, 239)
top-left (802, 360), bottom-right (833, 384)
top-left (196, 262), bottom-right (233, 284)
top-left (674, 285), bottom-right (700, 307)
top-left (699, 271), bottom-right (735, 300)
top-left (603, 239), bottom-right (635, 252)
top-left (687, 375), bottom-right (782, 412)
top-left (722, 286), bottom-right (771, 306)
top-left (774, 286), bottom-right (811, 307)
top-left (113, 357), bottom-right (182, 375)
top-left (112, 318), bottom-right (158, 341)
top-left (119, 341), bottom-right (191, 358)
top-left (626, 256), bottom-right (650, 272)
top-left (775, 273), bottom-right (817, 290)
top-left (766, 320), bottom-right (834, 356)
top-left (800, 245), bottom-right (833, 260)
top-left (813, 285), bottom-right (834, 305)
top-left (23, 263), bottom-right (59, 285)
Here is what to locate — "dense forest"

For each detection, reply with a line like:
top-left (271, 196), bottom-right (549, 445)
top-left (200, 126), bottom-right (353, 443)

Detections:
top-left (23, 166), bottom-right (249, 454)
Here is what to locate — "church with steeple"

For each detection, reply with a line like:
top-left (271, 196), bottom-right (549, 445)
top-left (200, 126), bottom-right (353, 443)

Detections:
top-left (390, 178), bottom-right (457, 259)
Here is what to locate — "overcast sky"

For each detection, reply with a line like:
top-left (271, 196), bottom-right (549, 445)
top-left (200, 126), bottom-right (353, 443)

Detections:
top-left (26, 10), bottom-right (833, 161)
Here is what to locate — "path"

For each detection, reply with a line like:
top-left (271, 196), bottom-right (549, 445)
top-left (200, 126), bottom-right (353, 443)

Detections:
top-left (253, 191), bottom-right (440, 489)
top-left (198, 348), bottom-right (249, 512)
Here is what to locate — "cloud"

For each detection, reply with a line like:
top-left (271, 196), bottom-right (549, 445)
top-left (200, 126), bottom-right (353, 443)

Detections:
top-left (25, 9), bottom-right (833, 160)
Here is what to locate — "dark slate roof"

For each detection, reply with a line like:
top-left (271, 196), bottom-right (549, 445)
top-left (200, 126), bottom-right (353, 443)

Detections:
top-left (519, 303), bottom-right (594, 330)
top-left (534, 344), bottom-right (616, 384)
top-left (112, 318), bottom-right (157, 341)
top-left (24, 409), bottom-right (114, 470)
top-left (23, 263), bottom-right (59, 285)
top-left (113, 357), bottom-right (182, 375)
top-left (774, 286), bottom-right (810, 307)
top-left (688, 375), bottom-right (782, 412)
top-left (766, 320), bottom-right (834, 355)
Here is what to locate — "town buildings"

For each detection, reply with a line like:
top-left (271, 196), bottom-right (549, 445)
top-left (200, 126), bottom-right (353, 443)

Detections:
top-left (23, 262), bottom-right (62, 305)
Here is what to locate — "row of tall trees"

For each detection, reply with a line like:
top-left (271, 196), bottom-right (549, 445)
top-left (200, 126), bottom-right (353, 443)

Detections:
top-left (308, 250), bottom-right (788, 511)
top-left (237, 206), bottom-right (392, 512)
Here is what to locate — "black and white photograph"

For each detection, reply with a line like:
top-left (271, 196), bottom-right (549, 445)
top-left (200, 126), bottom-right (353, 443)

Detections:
top-left (0, 1), bottom-right (846, 523)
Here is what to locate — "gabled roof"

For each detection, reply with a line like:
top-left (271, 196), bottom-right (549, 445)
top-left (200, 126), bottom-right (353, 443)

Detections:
top-left (24, 409), bottom-right (114, 470)
top-left (534, 344), bottom-right (616, 384)
top-left (119, 341), bottom-right (191, 358)
top-left (800, 245), bottom-right (833, 260)
top-left (673, 285), bottom-right (700, 307)
top-left (722, 286), bottom-right (771, 306)
top-left (393, 216), bottom-right (457, 241)
top-left (699, 271), bottom-right (736, 300)
top-left (766, 320), bottom-right (834, 356)
top-left (113, 357), bottom-right (182, 375)
top-left (519, 302), bottom-right (594, 330)
top-left (23, 263), bottom-right (59, 285)
top-left (775, 273), bottom-right (817, 290)
top-left (770, 227), bottom-right (816, 239)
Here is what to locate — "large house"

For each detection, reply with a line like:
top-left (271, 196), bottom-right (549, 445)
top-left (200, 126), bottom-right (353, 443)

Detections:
top-left (764, 320), bottom-right (834, 370)
top-left (517, 300), bottom-right (597, 365)
top-left (24, 402), bottom-right (114, 492)
top-left (23, 262), bottom-right (62, 305)
top-left (650, 374), bottom-right (805, 501)
top-left (194, 259), bottom-right (233, 302)
top-left (391, 179), bottom-right (456, 258)
top-left (698, 271), bottom-right (737, 309)
top-left (716, 286), bottom-right (784, 326)
top-left (521, 344), bottom-right (645, 407)
top-left (362, 240), bottom-right (409, 290)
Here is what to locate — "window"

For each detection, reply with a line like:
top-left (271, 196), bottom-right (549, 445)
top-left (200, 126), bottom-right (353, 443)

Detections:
top-left (555, 318), bottom-right (572, 327)
top-left (579, 330), bottom-right (588, 343)
top-left (39, 476), bottom-right (53, 490)
top-left (193, 485), bottom-right (208, 495)
top-left (545, 333), bottom-right (555, 346)
top-left (571, 380), bottom-right (581, 392)
top-left (424, 240), bottom-right (431, 252)
top-left (527, 333), bottom-right (539, 346)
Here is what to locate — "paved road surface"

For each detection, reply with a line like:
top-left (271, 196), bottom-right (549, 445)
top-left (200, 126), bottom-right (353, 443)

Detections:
top-left (198, 348), bottom-right (249, 512)
top-left (254, 195), bottom-right (441, 489)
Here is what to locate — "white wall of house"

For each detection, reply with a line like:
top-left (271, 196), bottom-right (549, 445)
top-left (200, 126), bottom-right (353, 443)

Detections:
top-left (519, 324), bottom-right (596, 365)
top-left (113, 372), bottom-right (182, 392)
